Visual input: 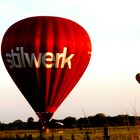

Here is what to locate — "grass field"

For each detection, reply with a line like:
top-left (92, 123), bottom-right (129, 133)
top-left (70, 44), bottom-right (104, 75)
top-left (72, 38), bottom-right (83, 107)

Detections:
top-left (0, 126), bottom-right (140, 140)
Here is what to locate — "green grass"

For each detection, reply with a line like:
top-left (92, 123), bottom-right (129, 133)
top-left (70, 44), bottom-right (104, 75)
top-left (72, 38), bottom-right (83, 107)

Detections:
top-left (0, 126), bottom-right (140, 139)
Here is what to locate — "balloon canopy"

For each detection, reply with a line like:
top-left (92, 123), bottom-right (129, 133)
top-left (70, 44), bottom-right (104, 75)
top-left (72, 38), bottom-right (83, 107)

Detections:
top-left (136, 73), bottom-right (140, 84)
top-left (1, 16), bottom-right (92, 123)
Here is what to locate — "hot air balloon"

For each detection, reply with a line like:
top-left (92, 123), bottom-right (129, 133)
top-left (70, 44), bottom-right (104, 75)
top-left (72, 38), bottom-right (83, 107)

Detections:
top-left (1, 16), bottom-right (92, 126)
top-left (136, 73), bottom-right (140, 84)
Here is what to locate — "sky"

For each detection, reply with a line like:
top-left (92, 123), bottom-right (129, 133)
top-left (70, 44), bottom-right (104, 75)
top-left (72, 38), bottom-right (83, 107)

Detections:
top-left (1, 0), bottom-right (140, 123)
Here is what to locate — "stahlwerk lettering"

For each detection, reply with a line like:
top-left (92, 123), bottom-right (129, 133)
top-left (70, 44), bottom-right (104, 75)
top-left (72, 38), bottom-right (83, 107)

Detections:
top-left (5, 47), bottom-right (74, 69)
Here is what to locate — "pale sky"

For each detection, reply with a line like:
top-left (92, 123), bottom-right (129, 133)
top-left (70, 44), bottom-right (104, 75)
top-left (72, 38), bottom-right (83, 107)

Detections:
top-left (1, 0), bottom-right (140, 123)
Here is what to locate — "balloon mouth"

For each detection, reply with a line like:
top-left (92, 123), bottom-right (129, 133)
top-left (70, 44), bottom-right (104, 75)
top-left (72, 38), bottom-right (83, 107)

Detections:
top-left (36, 112), bottom-right (53, 124)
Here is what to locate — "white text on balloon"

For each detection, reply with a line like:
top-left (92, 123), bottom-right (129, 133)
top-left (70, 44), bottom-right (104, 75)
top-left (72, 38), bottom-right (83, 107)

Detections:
top-left (5, 47), bottom-right (74, 69)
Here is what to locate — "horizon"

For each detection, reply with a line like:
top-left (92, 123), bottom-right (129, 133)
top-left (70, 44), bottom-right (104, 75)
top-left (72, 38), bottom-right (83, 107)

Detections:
top-left (0, 112), bottom-right (139, 124)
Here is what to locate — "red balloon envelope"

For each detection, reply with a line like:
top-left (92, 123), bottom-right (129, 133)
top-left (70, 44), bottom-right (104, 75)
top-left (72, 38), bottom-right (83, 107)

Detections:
top-left (1, 16), bottom-right (92, 123)
top-left (136, 73), bottom-right (140, 84)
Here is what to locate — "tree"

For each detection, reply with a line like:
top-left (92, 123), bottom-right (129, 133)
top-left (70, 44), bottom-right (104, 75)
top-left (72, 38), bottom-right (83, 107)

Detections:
top-left (88, 113), bottom-right (107, 127)
top-left (77, 117), bottom-right (89, 128)
top-left (27, 117), bottom-right (34, 123)
top-left (27, 117), bottom-right (34, 129)
top-left (63, 117), bottom-right (76, 128)
top-left (12, 119), bottom-right (24, 130)
top-left (115, 115), bottom-right (130, 126)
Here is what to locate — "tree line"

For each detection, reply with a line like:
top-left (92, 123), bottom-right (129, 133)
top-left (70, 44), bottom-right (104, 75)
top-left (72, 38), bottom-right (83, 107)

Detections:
top-left (0, 113), bottom-right (139, 130)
